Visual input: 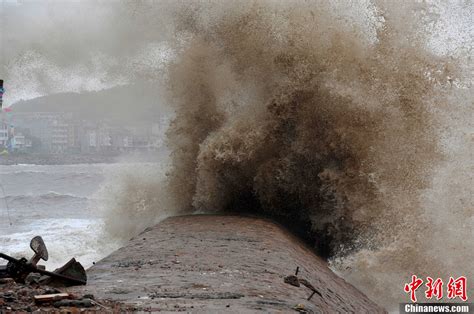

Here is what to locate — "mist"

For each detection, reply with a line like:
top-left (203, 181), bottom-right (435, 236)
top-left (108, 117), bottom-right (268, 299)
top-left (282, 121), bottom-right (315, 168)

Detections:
top-left (1, 0), bottom-right (472, 310)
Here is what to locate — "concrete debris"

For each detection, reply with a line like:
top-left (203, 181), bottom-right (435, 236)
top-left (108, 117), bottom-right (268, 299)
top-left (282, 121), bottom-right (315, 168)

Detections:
top-left (1, 282), bottom-right (127, 312)
top-left (34, 292), bottom-right (70, 304)
top-left (0, 278), bottom-right (15, 285)
top-left (53, 298), bottom-right (94, 308)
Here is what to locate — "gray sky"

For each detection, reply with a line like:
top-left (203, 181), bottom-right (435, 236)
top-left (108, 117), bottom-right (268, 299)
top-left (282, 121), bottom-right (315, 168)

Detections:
top-left (0, 0), bottom-right (471, 107)
top-left (0, 0), bottom-right (175, 106)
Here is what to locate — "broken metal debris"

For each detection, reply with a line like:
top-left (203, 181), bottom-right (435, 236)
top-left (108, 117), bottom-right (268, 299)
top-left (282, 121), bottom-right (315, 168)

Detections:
top-left (284, 275), bottom-right (301, 287)
top-left (0, 236), bottom-right (86, 286)
top-left (24, 272), bottom-right (42, 285)
top-left (284, 267), bottom-right (322, 301)
top-left (29, 236), bottom-right (48, 267)
top-left (41, 258), bottom-right (87, 287)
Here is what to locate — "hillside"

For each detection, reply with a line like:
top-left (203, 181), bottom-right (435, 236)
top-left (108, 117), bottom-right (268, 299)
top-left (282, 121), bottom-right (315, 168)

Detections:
top-left (11, 84), bottom-right (171, 125)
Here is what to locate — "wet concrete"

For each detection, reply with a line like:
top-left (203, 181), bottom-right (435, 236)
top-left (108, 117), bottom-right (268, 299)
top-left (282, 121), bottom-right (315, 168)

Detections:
top-left (71, 215), bottom-right (385, 312)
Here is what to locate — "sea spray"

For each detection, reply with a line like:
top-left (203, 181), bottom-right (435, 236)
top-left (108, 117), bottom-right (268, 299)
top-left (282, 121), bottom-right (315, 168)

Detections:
top-left (99, 1), bottom-right (473, 309)
top-left (157, 1), bottom-right (472, 309)
top-left (100, 160), bottom-right (176, 241)
top-left (5, 1), bottom-right (470, 310)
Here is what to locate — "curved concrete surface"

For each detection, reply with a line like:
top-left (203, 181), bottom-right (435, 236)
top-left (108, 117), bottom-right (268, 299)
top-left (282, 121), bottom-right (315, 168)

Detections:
top-left (72, 215), bottom-right (385, 313)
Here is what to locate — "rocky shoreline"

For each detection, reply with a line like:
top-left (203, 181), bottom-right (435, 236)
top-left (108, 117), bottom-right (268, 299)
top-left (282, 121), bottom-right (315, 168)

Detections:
top-left (0, 154), bottom-right (117, 165)
top-left (0, 152), bottom-right (163, 165)
top-left (0, 280), bottom-right (132, 313)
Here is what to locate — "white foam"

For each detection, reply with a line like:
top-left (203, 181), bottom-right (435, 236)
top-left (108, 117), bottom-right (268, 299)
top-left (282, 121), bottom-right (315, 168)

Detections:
top-left (0, 218), bottom-right (120, 269)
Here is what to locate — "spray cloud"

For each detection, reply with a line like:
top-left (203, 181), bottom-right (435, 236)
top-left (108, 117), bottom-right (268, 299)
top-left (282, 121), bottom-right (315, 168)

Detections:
top-left (2, 1), bottom-right (472, 310)
top-left (161, 1), bottom-right (473, 308)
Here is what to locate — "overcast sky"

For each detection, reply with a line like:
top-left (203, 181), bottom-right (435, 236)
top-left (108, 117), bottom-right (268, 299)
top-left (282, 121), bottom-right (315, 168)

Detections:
top-left (0, 0), bottom-right (472, 107)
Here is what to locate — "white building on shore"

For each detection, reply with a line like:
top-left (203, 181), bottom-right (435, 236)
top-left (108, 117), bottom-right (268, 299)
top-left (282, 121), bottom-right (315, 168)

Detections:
top-left (0, 122), bottom-right (8, 148)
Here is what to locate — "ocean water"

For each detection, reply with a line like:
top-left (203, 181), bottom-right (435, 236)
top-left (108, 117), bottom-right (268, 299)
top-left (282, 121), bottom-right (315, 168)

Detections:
top-left (0, 163), bottom-right (158, 270)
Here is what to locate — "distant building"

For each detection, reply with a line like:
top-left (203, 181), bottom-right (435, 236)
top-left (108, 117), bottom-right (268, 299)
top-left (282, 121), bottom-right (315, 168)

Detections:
top-left (97, 125), bottom-right (112, 149)
top-left (5, 111), bottom-right (171, 154)
top-left (109, 128), bottom-right (130, 151)
top-left (0, 122), bottom-right (8, 148)
top-left (79, 128), bottom-right (97, 153)
top-left (11, 133), bottom-right (26, 151)
top-left (51, 119), bottom-right (69, 153)
top-left (9, 112), bottom-right (73, 153)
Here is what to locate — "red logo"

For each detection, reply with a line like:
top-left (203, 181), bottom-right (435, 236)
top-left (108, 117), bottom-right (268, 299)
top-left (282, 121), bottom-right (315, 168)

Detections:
top-left (404, 275), bottom-right (424, 302)
top-left (404, 276), bottom-right (468, 302)
top-left (425, 277), bottom-right (443, 300)
top-left (447, 276), bottom-right (468, 302)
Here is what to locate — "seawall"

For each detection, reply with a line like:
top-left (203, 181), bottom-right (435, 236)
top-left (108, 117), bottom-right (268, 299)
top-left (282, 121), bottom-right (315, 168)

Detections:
top-left (72, 215), bottom-right (385, 312)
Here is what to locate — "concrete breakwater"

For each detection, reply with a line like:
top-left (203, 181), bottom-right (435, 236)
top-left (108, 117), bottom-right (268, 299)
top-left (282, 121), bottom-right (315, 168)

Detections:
top-left (72, 215), bottom-right (385, 312)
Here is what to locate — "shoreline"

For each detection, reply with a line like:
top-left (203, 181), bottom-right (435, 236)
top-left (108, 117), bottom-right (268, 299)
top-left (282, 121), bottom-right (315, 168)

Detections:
top-left (1, 215), bottom-right (386, 312)
top-left (0, 152), bottom-right (164, 165)
top-left (0, 154), bottom-right (116, 166)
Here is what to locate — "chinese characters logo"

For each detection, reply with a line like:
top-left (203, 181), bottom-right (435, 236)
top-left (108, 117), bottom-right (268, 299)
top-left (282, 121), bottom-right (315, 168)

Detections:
top-left (404, 275), bottom-right (468, 302)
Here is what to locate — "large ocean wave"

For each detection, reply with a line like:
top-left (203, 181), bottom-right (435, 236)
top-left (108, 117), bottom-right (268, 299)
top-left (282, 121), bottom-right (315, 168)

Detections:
top-left (103, 1), bottom-right (472, 309)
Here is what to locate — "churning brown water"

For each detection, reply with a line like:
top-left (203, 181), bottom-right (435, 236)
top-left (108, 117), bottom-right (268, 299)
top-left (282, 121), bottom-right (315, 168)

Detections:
top-left (86, 1), bottom-right (472, 310)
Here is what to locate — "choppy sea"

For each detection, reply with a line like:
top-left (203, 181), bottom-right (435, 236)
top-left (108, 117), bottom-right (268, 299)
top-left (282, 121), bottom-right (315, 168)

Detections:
top-left (0, 163), bottom-right (155, 270)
